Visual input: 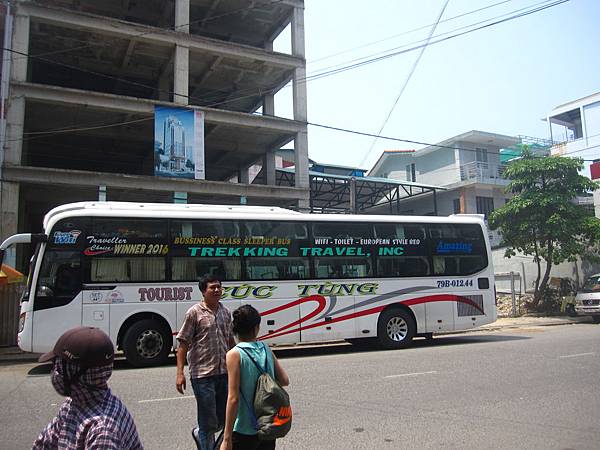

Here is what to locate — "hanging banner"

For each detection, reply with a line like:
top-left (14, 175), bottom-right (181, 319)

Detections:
top-left (154, 106), bottom-right (205, 179)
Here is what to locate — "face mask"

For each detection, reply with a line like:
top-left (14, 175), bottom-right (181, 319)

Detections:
top-left (51, 360), bottom-right (70, 396)
top-left (51, 359), bottom-right (84, 397)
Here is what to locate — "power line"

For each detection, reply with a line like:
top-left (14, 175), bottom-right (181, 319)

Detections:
top-left (360, 0), bottom-right (450, 168)
top-left (304, 0), bottom-right (569, 83)
top-left (306, 0), bottom-right (551, 77)
top-left (308, 0), bottom-right (516, 66)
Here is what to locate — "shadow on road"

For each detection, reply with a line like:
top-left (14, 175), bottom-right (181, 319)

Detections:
top-left (27, 358), bottom-right (165, 376)
top-left (27, 332), bottom-right (530, 374)
top-left (270, 332), bottom-right (531, 359)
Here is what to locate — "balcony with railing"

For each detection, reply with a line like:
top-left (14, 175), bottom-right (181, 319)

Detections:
top-left (459, 161), bottom-right (509, 185)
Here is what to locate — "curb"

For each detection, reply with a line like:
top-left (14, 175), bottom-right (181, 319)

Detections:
top-left (0, 350), bottom-right (42, 364)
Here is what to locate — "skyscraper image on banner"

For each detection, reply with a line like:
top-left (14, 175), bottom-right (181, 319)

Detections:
top-left (153, 106), bottom-right (205, 179)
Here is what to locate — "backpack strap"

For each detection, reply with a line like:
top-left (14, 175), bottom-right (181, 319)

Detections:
top-left (236, 345), bottom-right (262, 430)
top-left (239, 389), bottom-right (258, 430)
top-left (237, 344), bottom-right (268, 374)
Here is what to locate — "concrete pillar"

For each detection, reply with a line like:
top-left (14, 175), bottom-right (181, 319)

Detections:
top-left (5, 12), bottom-right (29, 166)
top-left (0, 182), bottom-right (19, 263)
top-left (291, 7), bottom-right (305, 59)
top-left (291, 6), bottom-right (309, 210)
top-left (11, 13), bottom-right (29, 82)
top-left (263, 39), bottom-right (275, 117)
top-left (175, 0), bottom-right (190, 33)
top-left (173, 0), bottom-right (190, 105)
top-left (263, 94), bottom-right (275, 117)
top-left (1, 13), bottom-right (29, 246)
top-left (263, 151), bottom-right (276, 186)
top-left (349, 177), bottom-right (357, 214)
top-left (239, 167), bottom-right (250, 185)
top-left (174, 45), bottom-right (189, 105)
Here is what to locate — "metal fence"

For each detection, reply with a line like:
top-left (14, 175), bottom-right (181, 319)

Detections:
top-left (0, 283), bottom-right (24, 347)
top-left (495, 271), bottom-right (522, 317)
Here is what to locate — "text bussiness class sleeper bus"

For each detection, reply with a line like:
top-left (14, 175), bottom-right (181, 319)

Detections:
top-left (1, 201), bottom-right (497, 367)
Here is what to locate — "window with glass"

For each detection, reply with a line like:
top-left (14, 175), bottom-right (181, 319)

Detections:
top-left (377, 256), bottom-right (430, 277)
top-left (92, 218), bottom-right (167, 239)
top-left (91, 257), bottom-right (165, 282)
top-left (453, 199), bottom-right (461, 214)
top-left (429, 224), bottom-right (487, 275)
top-left (476, 196), bottom-right (494, 218)
top-left (476, 148), bottom-right (488, 163)
top-left (314, 257), bottom-right (372, 279)
top-left (373, 223), bottom-right (426, 241)
top-left (405, 163), bottom-right (416, 182)
top-left (35, 249), bottom-right (82, 310)
top-left (172, 257), bottom-right (241, 281)
top-left (246, 258), bottom-right (309, 280)
top-left (38, 250), bottom-right (81, 295)
top-left (171, 219), bottom-right (242, 281)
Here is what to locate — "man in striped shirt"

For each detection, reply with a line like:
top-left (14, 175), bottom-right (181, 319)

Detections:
top-left (176, 274), bottom-right (236, 450)
top-left (32, 327), bottom-right (143, 450)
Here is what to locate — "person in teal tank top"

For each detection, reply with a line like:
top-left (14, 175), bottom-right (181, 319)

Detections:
top-left (220, 305), bottom-right (290, 450)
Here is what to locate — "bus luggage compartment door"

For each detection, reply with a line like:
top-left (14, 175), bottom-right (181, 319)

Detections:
top-left (299, 294), bottom-right (356, 342)
top-left (250, 298), bottom-right (300, 345)
top-left (425, 301), bottom-right (455, 332)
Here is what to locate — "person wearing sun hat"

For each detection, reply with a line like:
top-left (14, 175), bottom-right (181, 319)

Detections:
top-left (32, 326), bottom-right (143, 450)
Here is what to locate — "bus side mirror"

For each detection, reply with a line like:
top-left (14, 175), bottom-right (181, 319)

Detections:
top-left (37, 284), bottom-right (54, 298)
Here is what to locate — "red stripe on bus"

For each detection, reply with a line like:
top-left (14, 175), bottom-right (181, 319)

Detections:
top-left (258, 295), bottom-right (326, 340)
top-left (402, 294), bottom-right (485, 314)
top-left (260, 294), bottom-right (484, 340)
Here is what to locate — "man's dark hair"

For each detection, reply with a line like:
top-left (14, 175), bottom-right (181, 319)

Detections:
top-left (232, 304), bottom-right (261, 340)
top-left (199, 274), bottom-right (222, 293)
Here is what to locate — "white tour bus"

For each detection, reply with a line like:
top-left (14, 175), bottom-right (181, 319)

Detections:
top-left (1, 202), bottom-right (496, 367)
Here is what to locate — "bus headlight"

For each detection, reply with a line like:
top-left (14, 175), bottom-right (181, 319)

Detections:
top-left (18, 312), bottom-right (26, 333)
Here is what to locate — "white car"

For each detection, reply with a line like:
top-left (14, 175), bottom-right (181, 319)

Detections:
top-left (575, 273), bottom-right (600, 323)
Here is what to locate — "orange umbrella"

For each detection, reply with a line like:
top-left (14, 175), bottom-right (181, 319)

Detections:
top-left (0, 264), bottom-right (25, 285)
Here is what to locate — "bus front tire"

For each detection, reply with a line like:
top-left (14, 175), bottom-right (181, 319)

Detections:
top-left (123, 319), bottom-right (172, 367)
top-left (377, 308), bottom-right (415, 349)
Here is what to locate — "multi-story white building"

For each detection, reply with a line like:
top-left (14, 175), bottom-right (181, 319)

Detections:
top-left (548, 91), bottom-right (600, 178)
top-left (369, 130), bottom-right (519, 213)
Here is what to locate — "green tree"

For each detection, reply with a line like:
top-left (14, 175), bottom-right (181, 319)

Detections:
top-left (489, 152), bottom-right (600, 309)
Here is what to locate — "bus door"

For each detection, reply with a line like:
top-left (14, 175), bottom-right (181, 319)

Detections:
top-left (32, 249), bottom-right (85, 353)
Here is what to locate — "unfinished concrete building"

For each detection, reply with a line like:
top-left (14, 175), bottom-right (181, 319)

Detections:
top-left (0, 0), bottom-right (309, 268)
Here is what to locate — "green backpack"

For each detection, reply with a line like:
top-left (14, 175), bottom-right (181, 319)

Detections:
top-left (238, 344), bottom-right (292, 440)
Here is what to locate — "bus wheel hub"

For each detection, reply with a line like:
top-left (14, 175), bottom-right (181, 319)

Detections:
top-left (136, 330), bottom-right (163, 358)
top-left (387, 317), bottom-right (407, 341)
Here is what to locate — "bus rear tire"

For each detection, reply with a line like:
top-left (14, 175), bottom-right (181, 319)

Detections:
top-left (123, 319), bottom-right (172, 367)
top-left (377, 308), bottom-right (415, 349)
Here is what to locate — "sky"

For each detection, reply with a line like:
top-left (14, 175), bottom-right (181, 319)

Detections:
top-left (272, 0), bottom-right (600, 171)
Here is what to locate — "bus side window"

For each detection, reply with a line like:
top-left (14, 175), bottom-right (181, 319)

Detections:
top-left (55, 263), bottom-right (81, 295)
top-left (35, 250), bottom-right (81, 309)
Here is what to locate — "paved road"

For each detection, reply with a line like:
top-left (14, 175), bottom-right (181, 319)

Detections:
top-left (1, 322), bottom-right (600, 450)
